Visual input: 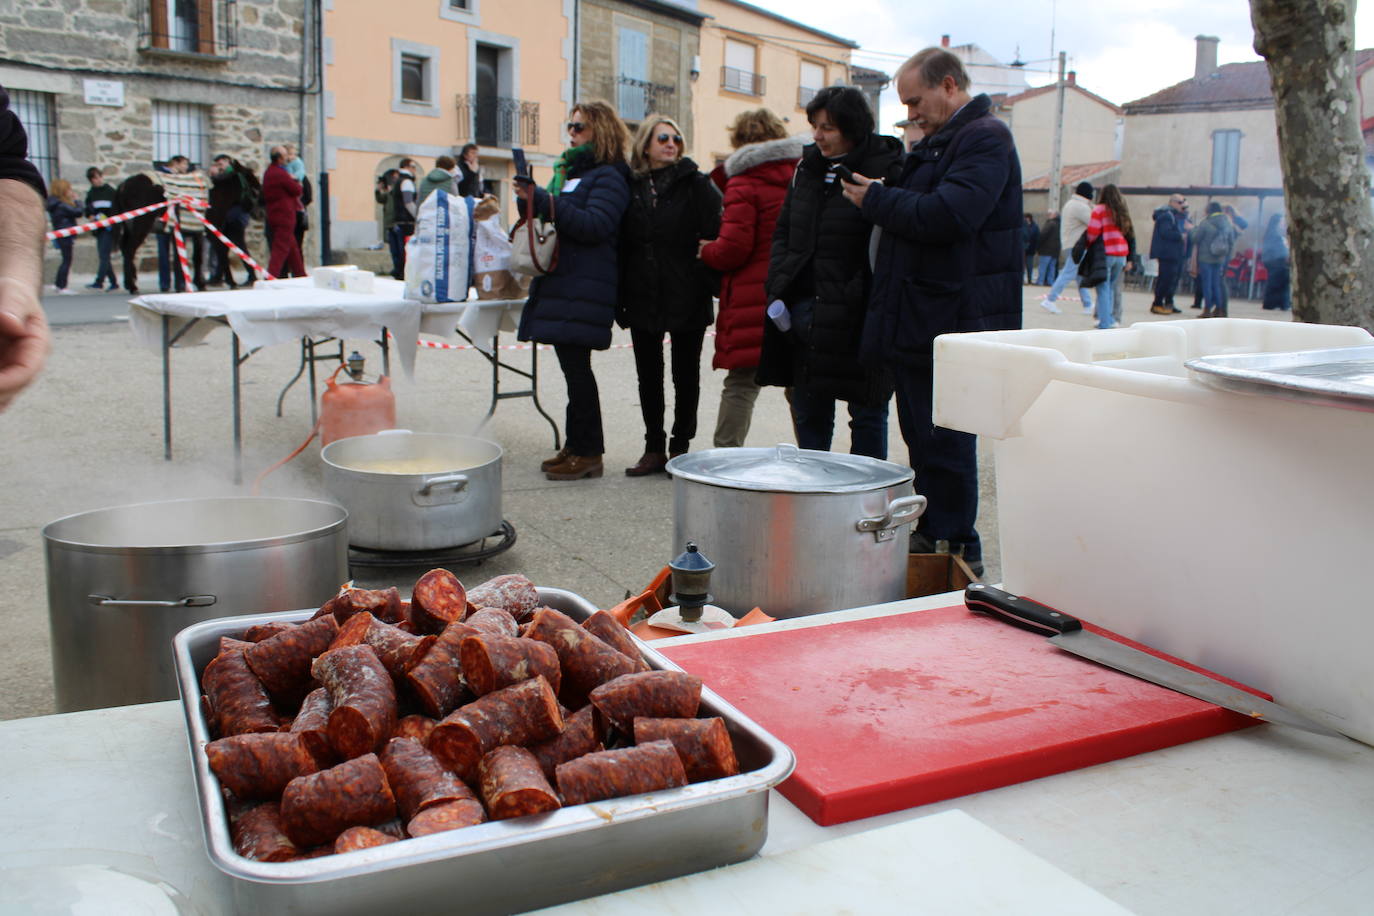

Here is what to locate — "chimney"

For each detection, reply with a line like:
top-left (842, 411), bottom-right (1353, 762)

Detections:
top-left (941, 35), bottom-right (950, 48)
top-left (1066, 70), bottom-right (1076, 86)
top-left (1195, 35), bottom-right (1220, 78)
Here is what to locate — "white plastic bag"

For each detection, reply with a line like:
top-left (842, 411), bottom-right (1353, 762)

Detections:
top-left (472, 205), bottom-right (526, 300)
top-left (404, 190), bottom-right (475, 303)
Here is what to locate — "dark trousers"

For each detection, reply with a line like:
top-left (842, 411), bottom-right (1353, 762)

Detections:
top-left (1153, 257), bottom-right (1181, 305)
top-left (157, 231), bottom-right (203, 291)
top-left (789, 385), bottom-right (889, 459)
top-left (1263, 262), bottom-right (1291, 310)
top-left (93, 229), bottom-right (117, 288)
top-left (388, 223), bottom-right (412, 279)
top-left (1025, 253), bottom-right (1035, 283)
top-left (629, 326), bottom-right (705, 454)
top-left (554, 344), bottom-right (604, 456)
top-left (52, 237), bottom-right (73, 289)
top-left (211, 210), bottom-right (255, 285)
top-left (893, 365), bottom-right (981, 564)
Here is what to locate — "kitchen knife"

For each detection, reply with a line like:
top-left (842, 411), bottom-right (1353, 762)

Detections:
top-left (964, 583), bottom-right (1348, 739)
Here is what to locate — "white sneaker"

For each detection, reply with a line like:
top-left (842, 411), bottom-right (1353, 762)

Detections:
top-left (1039, 300), bottom-right (1061, 314)
top-left (56, 287), bottom-right (77, 295)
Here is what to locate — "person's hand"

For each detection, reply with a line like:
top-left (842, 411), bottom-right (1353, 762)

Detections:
top-left (840, 173), bottom-right (876, 208)
top-left (0, 277), bottom-right (51, 412)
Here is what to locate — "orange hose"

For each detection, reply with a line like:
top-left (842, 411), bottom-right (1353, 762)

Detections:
top-left (250, 363), bottom-right (349, 496)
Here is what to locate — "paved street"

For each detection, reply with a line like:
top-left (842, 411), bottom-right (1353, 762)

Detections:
top-left (0, 275), bottom-right (1291, 720)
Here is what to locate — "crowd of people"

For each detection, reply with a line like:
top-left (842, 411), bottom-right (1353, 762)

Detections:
top-left (505, 45), bottom-right (1025, 575)
top-left (1025, 182), bottom-right (1290, 326)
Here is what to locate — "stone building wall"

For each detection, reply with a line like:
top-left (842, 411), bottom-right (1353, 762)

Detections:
top-left (0, 0), bottom-right (320, 279)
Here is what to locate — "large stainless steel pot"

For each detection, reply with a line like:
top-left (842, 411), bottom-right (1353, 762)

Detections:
top-left (43, 497), bottom-right (348, 712)
top-left (667, 445), bottom-right (925, 618)
top-left (322, 430), bottom-right (502, 551)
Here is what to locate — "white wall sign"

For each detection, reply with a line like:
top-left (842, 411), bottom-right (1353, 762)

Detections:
top-left (83, 80), bottom-right (125, 107)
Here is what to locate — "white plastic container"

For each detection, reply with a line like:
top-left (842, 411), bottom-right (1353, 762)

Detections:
top-left (311, 265), bottom-right (359, 290)
top-left (935, 318), bottom-right (1374, 743)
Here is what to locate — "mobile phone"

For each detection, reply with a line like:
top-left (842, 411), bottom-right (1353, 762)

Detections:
top-left (512, 147), bottom-right (529, 179)
top-left (832, 164), bottom-right (859, 184)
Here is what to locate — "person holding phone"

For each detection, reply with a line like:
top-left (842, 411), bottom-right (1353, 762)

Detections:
top-left (616, 116), bottom-right (721, 476)
top-left (757, 85), bottom-right (903, 459)
top-left (515, 101), bottom-right (632, 481)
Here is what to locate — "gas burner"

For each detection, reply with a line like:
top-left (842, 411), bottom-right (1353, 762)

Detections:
top-left (347, 520), bottom-right (517, 571)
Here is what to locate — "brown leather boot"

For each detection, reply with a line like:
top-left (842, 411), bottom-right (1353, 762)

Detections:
top-left (540, 446), bottom-right (571, 472)
top-left (625, 451), bottom-right (668, 476)
top-left (545, 454), bottom-right (604, 480)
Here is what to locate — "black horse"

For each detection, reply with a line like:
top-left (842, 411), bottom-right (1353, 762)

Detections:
top-left (207, 158), bottom-right (263, 289)
top-left (113, 172), bottom-right (208, 294)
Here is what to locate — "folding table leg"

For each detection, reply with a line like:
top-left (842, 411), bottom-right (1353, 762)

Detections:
top-left (162, 315), bottom-right (173, 460)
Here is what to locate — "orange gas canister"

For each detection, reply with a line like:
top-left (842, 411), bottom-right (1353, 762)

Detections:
top-left (320, 353), bottom-right (396, 445)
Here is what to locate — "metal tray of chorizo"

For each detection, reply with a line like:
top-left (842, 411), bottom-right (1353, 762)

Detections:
top-left (172, 580), bottom-right (796, 915)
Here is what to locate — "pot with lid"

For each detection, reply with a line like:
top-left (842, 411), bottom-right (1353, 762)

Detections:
top-left (666, 444), bottom-right (925, 618)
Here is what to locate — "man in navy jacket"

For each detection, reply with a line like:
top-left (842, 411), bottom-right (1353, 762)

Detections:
top-left (1148, 193), bottom-right (1189, 313)
top-left (842, 47), bottom-right (1022, 576)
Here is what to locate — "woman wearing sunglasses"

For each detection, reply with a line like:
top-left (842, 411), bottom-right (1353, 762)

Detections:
top-left (617, 116), bottom-right (722, 476)
top-left (758, 85), bottom-right (903, 459)
top-left (516, 101), bottom-right (632, 481)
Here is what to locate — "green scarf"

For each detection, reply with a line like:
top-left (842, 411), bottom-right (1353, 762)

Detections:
top-left (548, 144), bottom-right (590, 196)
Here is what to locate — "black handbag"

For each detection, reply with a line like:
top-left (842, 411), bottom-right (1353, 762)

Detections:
top-left (1072, 232), bottom-right (1108, 288)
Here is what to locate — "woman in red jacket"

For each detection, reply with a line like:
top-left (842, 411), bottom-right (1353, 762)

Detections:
top-left (699, 109), bottom-right (802, 447)
top-left (1083, 183), bottom-right (1135, 329)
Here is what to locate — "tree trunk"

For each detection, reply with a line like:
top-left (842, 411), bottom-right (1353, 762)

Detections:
top-left (1251, 0), bottom-right (1374, 330)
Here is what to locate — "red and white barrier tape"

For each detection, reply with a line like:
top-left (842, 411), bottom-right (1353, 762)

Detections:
top-left (44, 199), bottom-right (171, 239)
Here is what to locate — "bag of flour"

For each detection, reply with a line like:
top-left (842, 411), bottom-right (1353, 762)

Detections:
top-left (404, 189), bottom-right (475, 303)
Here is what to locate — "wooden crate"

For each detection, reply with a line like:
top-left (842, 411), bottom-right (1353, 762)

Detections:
top-left (906, 552), bottom-right (977, 599)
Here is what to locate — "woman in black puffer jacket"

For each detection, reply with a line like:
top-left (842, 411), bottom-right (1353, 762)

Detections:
top-left (517, 101), bottom-right (632, 481)
top-left (617, 115), bottom-right (722, 476)
top-left (758, 86), bottom-right (902, 459)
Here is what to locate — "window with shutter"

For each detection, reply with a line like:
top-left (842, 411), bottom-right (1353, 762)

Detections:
top-left (1211, 129), bottom-right (1241, 186)
top-left (618, 27), bottom-right (650, 121)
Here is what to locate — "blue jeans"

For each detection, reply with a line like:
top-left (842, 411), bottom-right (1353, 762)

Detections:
top-left (1045, 252), bottom-right (1093, 311)
top-left (388, 224), bottom-right (412, 279)
top-left (1199, 262), bottom-right (1225, 314)
top-left (893, 366), bottom-right (980, 566)
top-left (790, 386), bottom-right (889, 460)
top-left (1036, 254), bottom-right (1057, 286)
top-left (93, 229), bottom-right (117, 288)
top-left (156, 232), bottom-right (185, 292)
top-left (1096, 255), bottom-right (1126, 328)
top-left (52, 238), bottom-right (73, 289)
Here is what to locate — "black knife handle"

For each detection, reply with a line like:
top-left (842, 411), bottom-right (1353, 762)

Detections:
top-left (964, 584), bottom-right (1084, 636)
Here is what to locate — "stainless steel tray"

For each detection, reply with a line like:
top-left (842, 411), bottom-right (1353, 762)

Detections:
top-left (173, 587), bottom-right (795, 915)
top-left (1185, 346), bottom-right (1374, 412)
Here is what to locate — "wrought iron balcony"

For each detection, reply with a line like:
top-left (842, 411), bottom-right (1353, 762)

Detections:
top-left (456, 95), bottom-right (540, 148)
top-left (139, 0), bottom-right (238, 59)
top-left (616, 76), bottom-right (677, 124)
top-left (721, 66), bottom-right (765, 96)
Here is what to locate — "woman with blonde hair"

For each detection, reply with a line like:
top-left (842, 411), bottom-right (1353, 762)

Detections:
top-left (517, 100), bottom-right (632, 481)
top-left (700, 108), bottom-right (801, 447)
top-left (616, 115), bottom-right (721, 475)
top-left (45, 177), bottom-right (83, 294)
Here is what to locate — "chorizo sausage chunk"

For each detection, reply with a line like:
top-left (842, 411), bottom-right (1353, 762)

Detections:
top-left (231, 802), bottom-right (304, 862)
top-left (289, 688), bottom-right (336, 767)
top-left (244, 614), bottom-right (340, 705)
top-left (410, 568), bottom-right (468, 634)
top-left (633, 717), bottom-right (739, 782)
top-left (330, 612), bottom-right (435, 683)
top-left (312, 644), bottom-right (398, 759)
top-left (380, 736), bottom-right (478, 822)
top-left (404, 621), bottom-right (478, 718)
top-left (280, 753), bottom-right (397, 848)
top-left (582, 610), bottom-right (650, 672)
top-left (202, 646), bottom-right (279, 737)
top-left (464, 607), bottom-right (519, 638)
top-left (479, 746), bottom-right (561, 820)
top-left (589, 670), bottom-right (702, 734)
top-left (391, 714), bottom-right (438, 744)
top-left (427, 676), bottom-right (563, 783)
top-left (523, 608), bottom-right (638, 707)
top-left (405, 797), bottom-right (486, 837)
top-left (465, 574), bottom-right (539, 623)
top-left (207, 731), bottom-right (321, 800)
top-left (460, 633), bottom-right (561, 697)
top-left (333, 825), bottom-right (400, 854)
top-left (555, 741), bottom-right (687, 806)
top-left (528, 705), bottom-right (602, 782)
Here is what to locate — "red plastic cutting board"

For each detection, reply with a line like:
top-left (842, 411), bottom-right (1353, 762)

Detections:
top-left (661, 605), bottom-right (1264, 826)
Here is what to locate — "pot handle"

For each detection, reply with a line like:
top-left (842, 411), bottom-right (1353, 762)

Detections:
top-left (88, 594), bottom-right (218, 608)
top-left (417, 473), bottom-right (469, 495)
top-left (856, 495), bottom-right (928, 541)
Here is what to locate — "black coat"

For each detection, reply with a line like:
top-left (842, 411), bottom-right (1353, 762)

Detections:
top-left (758, 132), bottom-right (904, 405)
top-left (1036, 217), bottom-right (1061, 257)
top-left (861, 94), bottom-right (1023, 368)
top-left (618, 157), bottom-right (722, 333)
top-left (1149, 205), bottom-right (1186, 261)
top-left (516, 149), bottom-right (631, 350)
